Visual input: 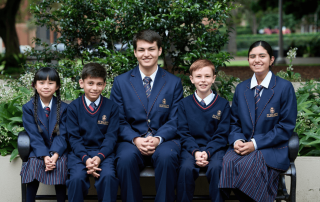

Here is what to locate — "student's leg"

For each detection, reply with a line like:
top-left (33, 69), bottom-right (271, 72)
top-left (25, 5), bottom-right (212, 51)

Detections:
top-left (66, 153), bottom-right (90, 202)
top-left (94, 153), bottom-right (119, 202)
top-left (115, 142), bottom-right (145, 202)
top-left (26, 180), bottom-right (39, 202)
top-left (176, 149), bottom-right (199, 202)
top-left (55, 184), bottom-right (66, 202)
top-left (206, 150), bottom-right (225, 202)
top-left (152, 139), bottom-right (181, 202)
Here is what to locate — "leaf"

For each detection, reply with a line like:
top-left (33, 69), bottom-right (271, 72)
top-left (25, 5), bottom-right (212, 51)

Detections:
top-left (10, 149), bottom-right (19, 162)
top-left (0, 149), bottom-right (8, 156)
top-left (9, 117), bottom-right (23, 123)
top-left (297, 93), bottom-right (310, 106)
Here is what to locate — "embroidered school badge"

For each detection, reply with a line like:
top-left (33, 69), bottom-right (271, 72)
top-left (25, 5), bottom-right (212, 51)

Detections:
top-left (267, 107), bottom-right (278, 118)
top-left (98, 115), bottom-right (109, 125)
top-left (212, 110), bottom-right (221, 120)
top-left (159, 98), bottom-right (169, 108)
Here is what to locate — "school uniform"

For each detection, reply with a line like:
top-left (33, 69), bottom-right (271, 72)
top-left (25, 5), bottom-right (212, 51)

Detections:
top-left (66, 95), bottom-right (119, 202)
top-left (219, 71), bottom-right (297, 202)
top-left (177, 92), bottom-right (230, 202)
top-left (110, 65), bottom-right (183, 202)
top-left (20, 96), bottom-right (68, 185)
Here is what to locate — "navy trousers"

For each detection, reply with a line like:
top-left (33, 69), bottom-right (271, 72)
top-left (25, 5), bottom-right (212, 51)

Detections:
top-left (177, 148), bottom-right (225, 202)
top-left (66, 151), bottom-right (119, 202)
top-left (115, 140), bottom-right (181, 202)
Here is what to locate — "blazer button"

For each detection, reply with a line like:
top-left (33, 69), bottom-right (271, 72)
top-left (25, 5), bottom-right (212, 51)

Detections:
top-left (148, 119), bottom-right (151, 123)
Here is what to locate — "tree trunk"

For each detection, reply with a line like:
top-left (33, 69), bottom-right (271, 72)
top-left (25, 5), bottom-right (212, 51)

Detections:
top-left (251, 14), bottom-right (257, 35)
top-left (0, 0), bottom-right (22, 57)
top-left (227, 10), bottom-right (237, 56)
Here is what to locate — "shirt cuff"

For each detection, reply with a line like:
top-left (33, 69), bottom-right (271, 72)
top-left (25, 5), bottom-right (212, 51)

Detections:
top-left (251, 138), bottom-right (258, 150)
top-left (234, 139), bottom-right (245, 146)
top-left (154, 136), bottom-right (163, 145)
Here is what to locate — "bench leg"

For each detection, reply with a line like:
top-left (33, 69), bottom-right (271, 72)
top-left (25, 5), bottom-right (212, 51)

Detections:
top-left (21, 178), bottom-right (27, 202)
top-left (289, 163), bottom-right (296, 202)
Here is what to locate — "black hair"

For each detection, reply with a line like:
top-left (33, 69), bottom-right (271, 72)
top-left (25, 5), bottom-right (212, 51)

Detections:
top-left (81, 62), bottom-right (107, 81)
top-left (133, 30), bottom-right (162, 50)
top-left (32, 67), bottom-right (61, 137)
top-left (248, 41), bottom-right (274, 67)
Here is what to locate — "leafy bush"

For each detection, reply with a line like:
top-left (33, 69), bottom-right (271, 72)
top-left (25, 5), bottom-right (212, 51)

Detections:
top-left (276, 47), bottom-right (301, 82)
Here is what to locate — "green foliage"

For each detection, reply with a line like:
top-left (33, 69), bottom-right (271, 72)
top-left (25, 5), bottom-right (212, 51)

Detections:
top-left (215, 71), bottom-right (240, 101)
top-left (277, 47), bottom-right (301, 82)
top-left (295, 80), bottom-right (320, 156)
top-left (258, 13), bottom-right (297, 30)
top-left (30, 0), bottom-right (233, 74)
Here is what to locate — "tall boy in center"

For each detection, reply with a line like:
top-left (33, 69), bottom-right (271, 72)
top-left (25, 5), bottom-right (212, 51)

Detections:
top-left (110, 30), bottom-right (183, 202)
top-left (177, 59), bottom-right (230, 202)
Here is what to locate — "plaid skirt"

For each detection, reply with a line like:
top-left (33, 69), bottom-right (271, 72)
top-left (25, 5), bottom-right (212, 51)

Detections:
top-left (20, 154), bottom-right (67, 185)
top-left (219, 150), bottom-right (280, 202)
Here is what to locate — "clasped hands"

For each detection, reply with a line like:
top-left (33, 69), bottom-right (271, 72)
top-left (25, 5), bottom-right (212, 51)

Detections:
top-left (44, 153), bottom-right (59, 172)
top-left (86, 156), bottom-right (102, 178)
top-left (194, 151), bottom-right (209, 167)
top-left (134, 136), bottom-right (160, 156)
top-left (234, 140), bottom-right (255, 156)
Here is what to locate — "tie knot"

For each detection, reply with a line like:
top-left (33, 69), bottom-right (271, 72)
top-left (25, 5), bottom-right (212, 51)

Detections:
top-left (200, 99), bottom-right (206, 107)
top-left (44, 107), bottom-right (50, 118)
top-left (89, 102), bottom-right (96, 111)
top-left (255, 85), bottom-right (263, 92)
top-left (143, 76), bottom-right (152, 84)
top-left (45, 107), bottom-right (50, 112)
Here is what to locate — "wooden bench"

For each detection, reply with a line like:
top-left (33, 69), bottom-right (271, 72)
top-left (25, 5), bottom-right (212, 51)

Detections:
top-left (18, 131), bottom-right (299, 202)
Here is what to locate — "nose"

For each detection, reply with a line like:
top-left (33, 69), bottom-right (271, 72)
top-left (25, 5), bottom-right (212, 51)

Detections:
top-left (144, 50), bottom-right (150, 56)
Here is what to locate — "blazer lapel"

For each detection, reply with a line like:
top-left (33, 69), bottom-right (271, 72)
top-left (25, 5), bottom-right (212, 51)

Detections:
top-left (129, 65), bottom-right (148, 114)
top-left (255, 74), bottom-right (276, 124)
top-left (37, 96), bottom-right (49, 133)
top-left (244, 81), bottom-right (255, 131)
top-left (148, 67), bottom-right (166, 113)
top-left (48, 96), bottom-right (58, 137)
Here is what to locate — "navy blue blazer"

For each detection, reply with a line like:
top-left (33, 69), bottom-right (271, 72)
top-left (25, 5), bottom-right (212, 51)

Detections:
top-left (110, 65), bottom-right (184, 142)
top-left (22, 96), bottom-right (68, 158)
top-left (228, 73), bottom-right (297, 171)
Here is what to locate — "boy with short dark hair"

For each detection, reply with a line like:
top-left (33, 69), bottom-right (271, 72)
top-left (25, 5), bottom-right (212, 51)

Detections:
top-left (66, 62), bottom-right (119, 202)
top-left (177, 59), bottom-right (230, 202)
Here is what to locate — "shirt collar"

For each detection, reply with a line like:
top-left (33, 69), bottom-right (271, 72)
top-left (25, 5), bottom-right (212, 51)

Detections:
top-left (194, 90), bottom-right (215, 104)
top-left (139, 66), bottom-right (158, 83)
top-left (84, 95), bottom-right (101, 107)
top-left (40, 97), bottom-right (53, 109)
top-left (250, 71), bottom-right (272, 89)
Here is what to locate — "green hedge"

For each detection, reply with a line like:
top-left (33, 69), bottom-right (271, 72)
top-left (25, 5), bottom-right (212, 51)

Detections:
top-left (236, 33), bottom-right (319, 50)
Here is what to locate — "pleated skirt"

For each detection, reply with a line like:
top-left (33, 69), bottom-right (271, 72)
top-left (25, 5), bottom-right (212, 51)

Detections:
top-left (219, 150), bottom-right (280, 202)
top-left (20, 154), bottom-right (67, 185)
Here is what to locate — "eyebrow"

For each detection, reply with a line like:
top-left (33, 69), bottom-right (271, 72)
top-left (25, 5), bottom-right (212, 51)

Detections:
top-left (137, 46), bottom-right (156, 49)
top-left (249, 53), bottom-right (267, 56)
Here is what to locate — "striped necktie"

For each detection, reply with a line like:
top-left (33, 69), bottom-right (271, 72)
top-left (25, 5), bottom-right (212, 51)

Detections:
top-left (89, 102), bottom-right (96, 112)
top-left (44, 107), bottom-right (50, 118)
top-left (255, 85), bottom-right (263, 121)
top-left (143, 76), bottom-right (152, 100)
top-left (200, 99), bottom-right (206, 107)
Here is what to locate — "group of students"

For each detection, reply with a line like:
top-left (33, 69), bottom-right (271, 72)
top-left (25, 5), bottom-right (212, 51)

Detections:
top-left (20, 29), bottom-right (297, 202)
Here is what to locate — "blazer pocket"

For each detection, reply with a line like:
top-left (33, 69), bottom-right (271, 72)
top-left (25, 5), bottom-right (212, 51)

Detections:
top-left (157, 94), bottom-right (172, 112)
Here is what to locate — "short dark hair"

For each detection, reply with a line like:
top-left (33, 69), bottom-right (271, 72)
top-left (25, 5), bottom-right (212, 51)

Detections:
top-left (248, 41), bottom-right (274, 67)
top-left (81, 62), bottom-right (107, 81)
top-left (189, 59), bottom-right (215, 75)
top-left (133, 30), bottom-right (162, 50)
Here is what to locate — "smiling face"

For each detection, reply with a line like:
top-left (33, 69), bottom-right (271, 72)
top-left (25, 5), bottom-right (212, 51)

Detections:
top-left (134, 40), bottom-right (162, 72)
top-left (190, 66), bottom-right (216, 99)
top-left (34, 78), bottom-right (59, 101)
top-left (248, 45), bottom-right (275, 78)
top-left (79, 76), bottom-right (106, 102)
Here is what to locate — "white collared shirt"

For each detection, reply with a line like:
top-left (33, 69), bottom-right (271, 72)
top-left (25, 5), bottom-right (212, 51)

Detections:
top-left (40, 97), bottom-right (53, 109)
top-left (84, 95), bottom-right (101, 108)
top-left (194, 90), bottom-right (215, 106)
top-left (235, 71), bottom-right (273, 150)
top-left (139, 66), bottom-right (158, 89)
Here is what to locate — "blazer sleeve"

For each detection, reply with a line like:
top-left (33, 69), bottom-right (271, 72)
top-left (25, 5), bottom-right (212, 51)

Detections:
top-left (254, 83), bottom-right (297, 149)
top-left (66, 104), bottom-right (89, 164)
top-left (49, 106), bottom-right (68, 157)
top-left (178, 101), bottom-right (200, 156)
top-left (110, 77), bottom-right (141, 142)
top-left (205, 101), bottom-right (230, 158)
top-left (97, 103), bottom-right (119, 162)
top-left (153, 78), bottom-right (184, 141)
top-left (22, 104), bottom-right (50, 157)
top-left (228, 86), bottom-right (247, 144)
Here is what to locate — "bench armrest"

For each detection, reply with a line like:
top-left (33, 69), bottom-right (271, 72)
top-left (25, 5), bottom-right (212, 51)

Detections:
top-left (18, 131), bottom-right (31, 162)
top-left (288, 132), bottom-right (299, 162)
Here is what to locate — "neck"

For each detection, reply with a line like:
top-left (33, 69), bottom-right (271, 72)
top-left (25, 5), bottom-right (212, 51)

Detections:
top-left (196, 90), bottom-right (211, 100)
top-left (139, 65), bottom-right (158, 77)
top-left (255, 71), bottom-right (268, 85)
top-left (40, 96), bottom-right (52, 106)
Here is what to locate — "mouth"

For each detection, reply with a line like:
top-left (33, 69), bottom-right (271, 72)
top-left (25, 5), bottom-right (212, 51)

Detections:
top-left (199, 84), bottom-right (208, 88)
top-left (143, 58), bottom-right (152, 62)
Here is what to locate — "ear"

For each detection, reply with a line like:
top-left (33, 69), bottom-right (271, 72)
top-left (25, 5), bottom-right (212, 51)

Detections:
top-left (55, 85), bottom-right (60, 92)
top-left (270, 56), bottom-right (275, 66)
top-left (212, 75), bottom-right (217, 84)
top-left (189, 75), bottom-right (194, 84)
top-left (134, 49), bottom-right (137, 58)
top-left (79, 79), bottom-right (84, 88)
top-left (158, 47), bottom-right (162, 56)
